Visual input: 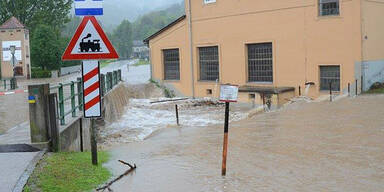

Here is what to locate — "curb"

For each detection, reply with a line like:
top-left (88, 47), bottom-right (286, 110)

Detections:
top-left (12, 150), bottom-right (47, 192)
top-left (0, 90), bottom-right (27, 96)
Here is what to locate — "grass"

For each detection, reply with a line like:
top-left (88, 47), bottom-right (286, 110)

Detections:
top-left (133, 59), bottom-right (150, 67)
top-left (365, 88), bottom-right (384, 94)
top-left (24, 152), bottom-right (111, 192)
top-left (100, 60), bottom-right (116, 68)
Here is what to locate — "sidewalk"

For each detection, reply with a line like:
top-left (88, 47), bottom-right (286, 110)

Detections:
top-left (0, 151), bottom-right (44, 192)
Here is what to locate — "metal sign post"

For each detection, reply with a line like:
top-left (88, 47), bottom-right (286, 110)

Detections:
top-left (219, 84), bottom-right (239, 176)
top-left (63, 2), bottom-right (118, 166)
top-left (82, 60), bottom-right (102, 165)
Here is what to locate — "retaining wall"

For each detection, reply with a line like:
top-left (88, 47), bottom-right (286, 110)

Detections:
top-left (58, 83), bottom-right (129, 152)
top-left (59, 117), bottom-right (91, 152)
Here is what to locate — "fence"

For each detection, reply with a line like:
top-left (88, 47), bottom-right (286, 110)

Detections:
top-left (49, 69), bottom-right (122, 125)
top-left (0, 78), bottom-right (17, 91)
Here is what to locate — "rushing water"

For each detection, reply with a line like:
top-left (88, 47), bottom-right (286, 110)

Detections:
top-left (104, 95), bottom-right (384, 192)
top-left (100, 98), bottom-right (250, 147)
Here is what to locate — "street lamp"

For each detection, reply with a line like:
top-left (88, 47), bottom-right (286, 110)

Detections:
top-left (10, 45), bottom-right (16, 77)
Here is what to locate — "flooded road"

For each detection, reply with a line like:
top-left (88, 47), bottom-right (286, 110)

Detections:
top-left (105, 95), bottom-right (384, 192)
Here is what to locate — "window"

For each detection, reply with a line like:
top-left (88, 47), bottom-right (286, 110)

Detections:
top-left (248, 43), bottom-right (273, 83)
top-left (204, 0), bottom-right (216, 4)
top-left (199, 46), bottom-right (219, 81)
top-left (320, 66), bottom-right (340, 91)
top-left (319, 0), bottom-right (339, 16)
top-left (163, 49), bottom-right (180, 80)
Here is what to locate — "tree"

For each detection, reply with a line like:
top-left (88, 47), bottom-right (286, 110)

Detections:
top-left (30, 24), bottom-right (61, 70)
top-left (61, 15), bottom-right (81, 37)
top-left (132, 2), bottom-right (185, 41)
top-left (0, 0), bottom-right (72, 31)
top-left (112, 20), bottom-right (133, 59)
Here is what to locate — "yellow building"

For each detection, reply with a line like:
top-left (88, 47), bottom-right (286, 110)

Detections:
top-left (0, 17), bottom-right (31, 79)
top-left (145, 0), bottom-right (384, 106)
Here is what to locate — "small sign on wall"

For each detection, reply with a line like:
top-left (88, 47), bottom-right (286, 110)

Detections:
top-left (219, 84), bottom-right (239, 103)
top-left (204, 0), bottom-right (216, 4)
top-left (2, 41), bottom-right (22, 61)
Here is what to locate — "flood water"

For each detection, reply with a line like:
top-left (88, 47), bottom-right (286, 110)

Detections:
top-left (105, 95), bottom-right (384, 192)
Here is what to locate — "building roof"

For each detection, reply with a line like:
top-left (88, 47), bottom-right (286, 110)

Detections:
top-left (0, 17), bottom-right (25, 29)
top-left (143, 15), bottom-right (186, 44)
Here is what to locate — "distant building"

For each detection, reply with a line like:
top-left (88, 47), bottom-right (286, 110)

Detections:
top-left (132, 40), bottom-right (149, 60)
top-left (145, 0), bottom-right (384, 105)
top-left (0, 17), bottom-right (31, 79)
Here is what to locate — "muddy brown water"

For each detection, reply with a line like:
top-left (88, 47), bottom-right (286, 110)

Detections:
top-left (105, 95), bottom-right (384, 192)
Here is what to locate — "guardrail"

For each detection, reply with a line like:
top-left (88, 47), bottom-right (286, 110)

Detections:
top-left (50, 69), bottom-right (122, 125)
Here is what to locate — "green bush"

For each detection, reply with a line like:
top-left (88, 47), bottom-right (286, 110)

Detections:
top-left (32, 68), bottom-right (51, 78)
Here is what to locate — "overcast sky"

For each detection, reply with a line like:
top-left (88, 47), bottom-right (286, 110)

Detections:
top-left (78, 0), bottom-right (183, 28)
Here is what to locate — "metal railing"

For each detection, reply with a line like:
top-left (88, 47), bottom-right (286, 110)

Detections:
top-left (50, 69), bottom-right (122, 125)
top-left (0, 78), bottom-right (18, 91)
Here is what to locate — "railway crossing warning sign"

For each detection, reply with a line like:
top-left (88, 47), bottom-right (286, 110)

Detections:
top-left (62, 16), bottom-right (118, 60)
top-left (82, 60), bottom-right (101, 118)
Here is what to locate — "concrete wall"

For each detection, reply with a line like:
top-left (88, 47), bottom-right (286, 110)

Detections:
top-left (149, 0), bottom-right (363, 101)
top-left (103, 83), bottom-right (132, 123)
top-left (362, 60), bottom-right (384, 91)
top-left (59, 117), bottom-right (91, 152)
top-left (0, 28), bottom-right (31, 79)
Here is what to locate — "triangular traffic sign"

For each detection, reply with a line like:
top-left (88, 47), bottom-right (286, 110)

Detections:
top-left (62, 16), bottom-right (118, 60)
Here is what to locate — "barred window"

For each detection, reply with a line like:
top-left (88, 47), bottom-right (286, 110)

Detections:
top-left (248, 43), bottom-right (273, 82)
top-left (319, 0), bottom-right (339, 16)
top-left (163, 49), bottom-right (180, 80)
top-left (320, 66), bottom-right (340, 91)
top-left (199, 46), bottom-right (219, 81)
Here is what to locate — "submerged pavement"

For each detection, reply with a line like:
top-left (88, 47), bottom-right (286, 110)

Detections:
top-left (105, 95), bottom-right (384, 192)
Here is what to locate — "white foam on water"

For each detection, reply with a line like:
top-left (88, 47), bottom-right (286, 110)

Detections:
top-left (305, 84), bottom-right (311, 96)
top-left (101, 98), bottom-right (249, 144)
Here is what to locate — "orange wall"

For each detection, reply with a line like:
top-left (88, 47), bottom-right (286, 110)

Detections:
top-left (149, 19), bottom-right (193, 96)
top-left (149, 0), bottom-right (363, 100)
top-left (362, 0), bottom-right (384, 61)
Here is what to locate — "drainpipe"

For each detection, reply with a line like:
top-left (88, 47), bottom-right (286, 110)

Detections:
top-left (360, 0), bottom-right (365, 93)
top-left (188, 0), bottom-right (195, 98)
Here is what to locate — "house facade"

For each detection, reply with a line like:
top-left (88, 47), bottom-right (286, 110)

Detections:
top-left (132, 40), bottom-right (150, 60)
top-left (145, 0), bottom-right (384, 105)
top-left (0, 17), bottom-right (31, 79)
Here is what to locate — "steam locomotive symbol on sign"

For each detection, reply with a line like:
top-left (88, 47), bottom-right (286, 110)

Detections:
top-left (79, 33), bottom-right (101, 52)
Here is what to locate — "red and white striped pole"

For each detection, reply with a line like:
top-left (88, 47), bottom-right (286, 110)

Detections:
top-left (82, 60), bottom-right (101, 165)
top-left (82, 60), bottom-right (101, 118)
